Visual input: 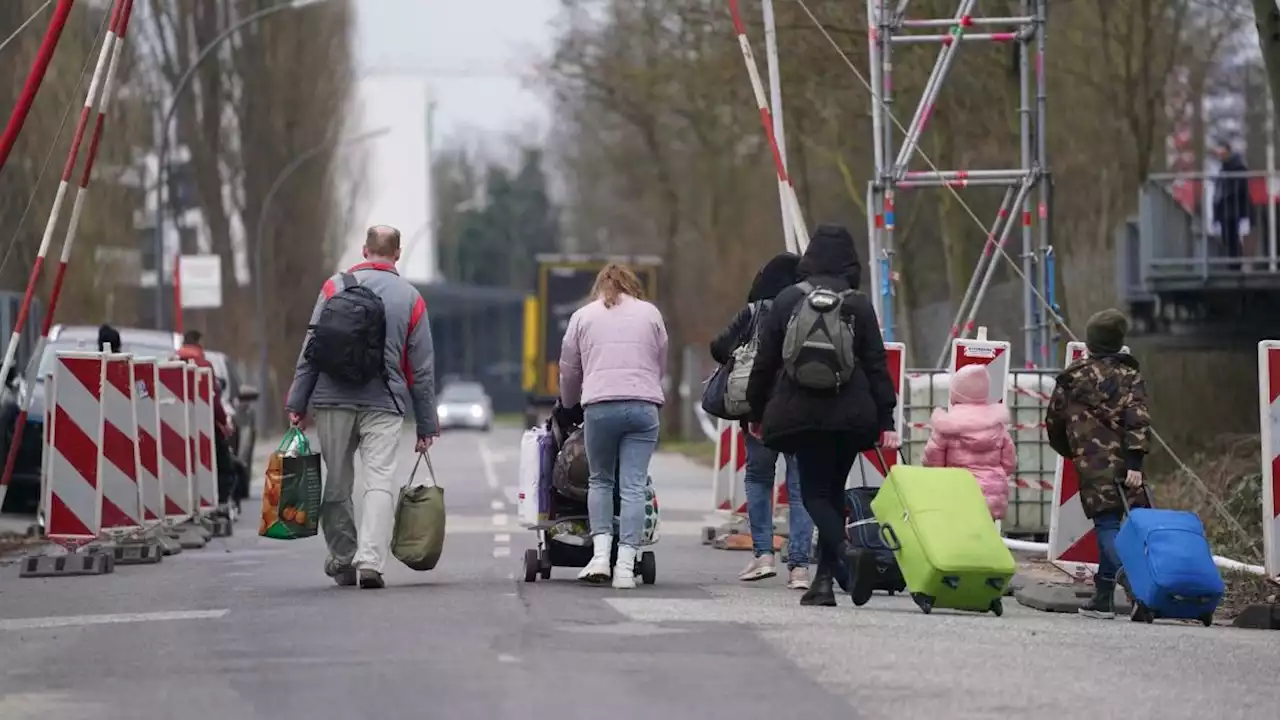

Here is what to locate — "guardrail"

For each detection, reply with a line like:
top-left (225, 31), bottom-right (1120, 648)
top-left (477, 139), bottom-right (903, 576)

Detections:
top-left (1138, 172), bottom-right (1280, 283)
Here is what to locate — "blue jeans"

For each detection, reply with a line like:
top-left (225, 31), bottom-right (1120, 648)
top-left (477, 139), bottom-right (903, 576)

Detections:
top-left (744, 432), bottom-right (812, 568)
top-left (1093, 510), bottom-right (1124, 583)
top-left (583, 400), bottom-right (660, 549)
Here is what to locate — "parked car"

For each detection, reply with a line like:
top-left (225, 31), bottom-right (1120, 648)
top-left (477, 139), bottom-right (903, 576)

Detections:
top-left (436, 381), bottom-right (493, 431)
top-left (0, 325), bottom-right (180, 511)
top-left (203, 351), bottom-right (259, 470)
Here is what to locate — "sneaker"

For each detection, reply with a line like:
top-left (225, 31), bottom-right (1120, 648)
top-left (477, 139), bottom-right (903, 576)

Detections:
top-left (1078, 596), bottom-right (1115, 620)
top-left (787, 566), bottom-right (811, 590)
top-left (612, 545), bottom-right (638, 590)
top-left (738, 554), bottom-right (777, 582)
top-left (358, 569), bottom-right (386, 589)
top-left (578, 533), bottom-right (613, 583)
top-left (324, 558), bottom-right (357, 587)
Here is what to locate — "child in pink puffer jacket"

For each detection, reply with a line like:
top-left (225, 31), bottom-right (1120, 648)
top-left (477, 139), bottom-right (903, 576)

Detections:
top-left (922, 364), bottom-right (1015, 520)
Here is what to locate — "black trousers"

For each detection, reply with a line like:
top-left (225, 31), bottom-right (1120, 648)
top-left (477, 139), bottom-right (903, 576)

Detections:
top-left (215, 433), bottom-right (236, 504)
top-left (794, 436), bottom-right (863, 572)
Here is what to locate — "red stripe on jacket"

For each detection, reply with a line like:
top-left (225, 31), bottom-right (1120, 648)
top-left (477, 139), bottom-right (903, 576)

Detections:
top-left (402, 295), bottom-right (427, 388)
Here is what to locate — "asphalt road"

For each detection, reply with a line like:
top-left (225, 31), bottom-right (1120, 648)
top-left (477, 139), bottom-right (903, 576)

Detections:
top-left (0, 426), bottom-right (1277, 719)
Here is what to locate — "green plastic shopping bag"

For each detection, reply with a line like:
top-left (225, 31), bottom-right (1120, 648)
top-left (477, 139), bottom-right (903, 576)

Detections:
top-left (258, 428), bottom-right (322, 539)
top-left (391, 452), bottom-right (446, 570)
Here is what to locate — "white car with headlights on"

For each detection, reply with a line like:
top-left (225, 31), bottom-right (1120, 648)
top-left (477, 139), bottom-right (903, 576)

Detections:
top-left (436, 381), bottom-right (493, 431)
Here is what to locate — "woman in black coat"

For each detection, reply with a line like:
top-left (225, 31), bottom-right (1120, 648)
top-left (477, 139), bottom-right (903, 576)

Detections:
top-left (708, 253), bottom-right (815, 589)
top-left (745, 224), bottom-right (900, 607)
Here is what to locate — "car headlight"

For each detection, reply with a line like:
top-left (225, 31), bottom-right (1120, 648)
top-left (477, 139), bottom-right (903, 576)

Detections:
top-left (437, 406), bottom-right (449, 418)
top-left (470, 405), bottom-right (483, 418)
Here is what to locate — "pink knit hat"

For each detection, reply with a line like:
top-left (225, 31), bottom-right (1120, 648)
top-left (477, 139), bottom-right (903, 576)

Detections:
top-left (950, 364), bottom-right (991, 405)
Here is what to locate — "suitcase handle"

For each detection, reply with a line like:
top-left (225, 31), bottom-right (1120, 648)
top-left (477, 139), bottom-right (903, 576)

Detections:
top-left (879, 524), bottom-right (902, 552)
top-left (1114, 476), bottom-right (1154, 514)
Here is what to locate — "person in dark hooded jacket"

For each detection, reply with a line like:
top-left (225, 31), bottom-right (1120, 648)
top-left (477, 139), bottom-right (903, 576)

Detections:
top-left (745, 224), bottom-right (899, 607)
top-left (708, 252), bottom-right (815, 590)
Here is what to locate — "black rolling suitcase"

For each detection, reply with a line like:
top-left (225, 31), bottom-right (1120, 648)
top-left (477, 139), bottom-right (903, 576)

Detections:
top-left (839, 447), bottom-right (905, 596)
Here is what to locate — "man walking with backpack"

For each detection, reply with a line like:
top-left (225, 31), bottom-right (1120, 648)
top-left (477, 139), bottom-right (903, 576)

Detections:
top-left (286, 225), bottom-right (438, 589)
top-left (745, 224), bottom-right (899, 607)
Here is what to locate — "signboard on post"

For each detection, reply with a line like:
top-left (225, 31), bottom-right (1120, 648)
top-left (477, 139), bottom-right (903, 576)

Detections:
top-left (178, 255), bottom-right (222, 309)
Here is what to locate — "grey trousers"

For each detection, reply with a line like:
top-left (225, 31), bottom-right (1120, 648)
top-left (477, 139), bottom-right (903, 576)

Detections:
top-left (314, 409), bottom-right (403, 573)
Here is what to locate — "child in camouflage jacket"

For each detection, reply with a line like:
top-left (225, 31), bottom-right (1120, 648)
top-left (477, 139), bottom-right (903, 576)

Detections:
top-left (1045, 309), bottom-right (1152, 619)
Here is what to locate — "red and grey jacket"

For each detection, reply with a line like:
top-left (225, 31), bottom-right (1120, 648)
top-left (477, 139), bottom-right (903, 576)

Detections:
top-left (175, 344), bottom-right (229, 430)
top-left (284, 261), bottom-right (438, 437)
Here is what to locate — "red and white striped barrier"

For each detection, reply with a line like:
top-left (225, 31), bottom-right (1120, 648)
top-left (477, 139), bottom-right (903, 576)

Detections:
top-left (847, 342), bottom-right (906, 489)
top-left (949, 331), bottom-right (1011, 406)
top-left (43, 352), bottom-right (107, 543)
top-left (1257, 341), bottom-right (1280, 581)
top-left (712, 419), bottom-right (747, 514)
top-left (157, 361), bottom-right (194, 521)
top-left (99, 354), bottom-right (143, 533)
top-left (187, 366), bottom-right (218, 512)
top-left (1046, 341), bottom-right (1128, 578)
top-left (133, 357), bottom-right (163, 527)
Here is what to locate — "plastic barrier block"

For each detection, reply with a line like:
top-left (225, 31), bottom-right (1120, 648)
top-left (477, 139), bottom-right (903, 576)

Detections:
top-left (20, 552), bottom-right (114, 578)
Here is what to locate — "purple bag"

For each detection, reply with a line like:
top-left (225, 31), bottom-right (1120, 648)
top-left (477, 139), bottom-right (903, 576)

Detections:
top-left (537, 432), bottom-right (556, 516)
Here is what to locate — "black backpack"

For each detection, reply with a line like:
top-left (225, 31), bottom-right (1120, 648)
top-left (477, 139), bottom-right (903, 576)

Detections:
top-left (305, 273), bottom-right (387, 386)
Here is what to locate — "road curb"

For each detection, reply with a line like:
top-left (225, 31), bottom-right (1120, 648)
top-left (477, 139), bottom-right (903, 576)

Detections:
top-left (1014, 580), bottom-right (1132, 614)
top-left (1232, 603), bottom-right (1280, 630)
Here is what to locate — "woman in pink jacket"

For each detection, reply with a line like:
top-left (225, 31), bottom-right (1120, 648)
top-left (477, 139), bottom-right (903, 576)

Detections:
top-left (559, 264), bottom-right (668, 589)
top-left (922, 364), bottom-right (1015, 520)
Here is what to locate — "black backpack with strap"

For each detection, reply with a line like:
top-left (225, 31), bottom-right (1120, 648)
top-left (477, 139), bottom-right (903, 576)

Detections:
top-left (305, 273), bottom-right (387, 386)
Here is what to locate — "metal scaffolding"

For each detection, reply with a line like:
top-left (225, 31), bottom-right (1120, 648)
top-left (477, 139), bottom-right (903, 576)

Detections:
top-left (863, 0), bottom-right (1056, 368)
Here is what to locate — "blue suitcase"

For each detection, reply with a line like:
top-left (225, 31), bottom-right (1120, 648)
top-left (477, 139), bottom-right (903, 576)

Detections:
top-left (1115, 487), bottom-right (1224, 626)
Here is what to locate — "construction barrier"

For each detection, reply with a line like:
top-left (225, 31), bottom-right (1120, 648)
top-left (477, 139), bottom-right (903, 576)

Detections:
top-left (157, 360), bottom-right (194, 520)
top-left (1258, 341), bottom-right (1280, 581)
top-left (40, 350), bottom-right (215, 551)
top-left (134, 357), bottom-right (163, 527)
top-left (189, 366), bottom-right (218, 512)
top-left (1046, 341), bottom-right (1128, 579)
top-left (847, 341), bottom-right (906, 489)
top-left (711, 420), bottom-right (746, 516)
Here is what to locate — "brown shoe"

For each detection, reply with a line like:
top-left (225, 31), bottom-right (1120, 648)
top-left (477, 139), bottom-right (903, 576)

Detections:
top-left (358, 569), bottom-right (385, 589)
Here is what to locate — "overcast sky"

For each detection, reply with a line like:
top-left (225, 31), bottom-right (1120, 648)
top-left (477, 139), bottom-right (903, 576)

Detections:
top-left (354, 0), bottom-right (558, 141)
top-left (341, 0), bottom-right (560, 279)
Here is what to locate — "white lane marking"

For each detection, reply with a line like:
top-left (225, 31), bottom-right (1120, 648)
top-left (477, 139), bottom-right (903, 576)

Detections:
top-left (490, 499), bottom-right (506, 511)
top-left (478, 438), bottom-right (500, 489)
top-left (0, 609), bottom-right (229, 632)
top-left (492, 546), bottom-right (511, 558)
top-left (497, 654), bottom-right (520, 663)
top-left (494, 533), bottom-right (510, 544)
top-left (491, 513), bottom-right (508, 527)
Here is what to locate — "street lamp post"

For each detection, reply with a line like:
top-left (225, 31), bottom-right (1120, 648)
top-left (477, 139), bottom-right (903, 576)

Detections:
top-left (151, 0), bottom-right (331, 328)
top-left (253, 127), bottom-right (389, 422)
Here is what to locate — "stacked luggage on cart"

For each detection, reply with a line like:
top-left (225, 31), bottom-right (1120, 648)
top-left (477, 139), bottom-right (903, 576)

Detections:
top-left (517, 403), bottom-right (657, 584)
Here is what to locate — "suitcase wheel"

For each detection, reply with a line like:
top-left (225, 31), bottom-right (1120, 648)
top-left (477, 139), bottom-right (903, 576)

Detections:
top-left (912, 593), bottom-right (935, 615)
top-left (1199, 613), bottom-right (1213, 627)
top-left (523, 549), bottom-right (539, 583)
top-left (1131, 602), bottom-right (1155, 624)
top-left (989, 599), bottom-right (1004, 617)
top-left (639, 551), bottom-right (656, 585)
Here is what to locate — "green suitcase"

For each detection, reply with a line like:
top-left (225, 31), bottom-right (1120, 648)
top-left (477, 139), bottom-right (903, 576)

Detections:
top-left (870, 465), bottom-right (1016, 616)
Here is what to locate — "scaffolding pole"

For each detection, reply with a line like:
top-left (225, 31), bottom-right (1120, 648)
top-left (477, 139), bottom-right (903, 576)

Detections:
top-left (866, 2), bottom-right (1050, 367)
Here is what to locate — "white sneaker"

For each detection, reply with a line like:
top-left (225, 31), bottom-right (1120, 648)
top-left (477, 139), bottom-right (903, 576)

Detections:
top-left (738, 554), bottom-right (777, 582)
top-left (578, 534), bottom-right (613, 583)
top-left (787, 566), bottom-right (811, 590)
top-left (613, 544), bottom-right (638, 589)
